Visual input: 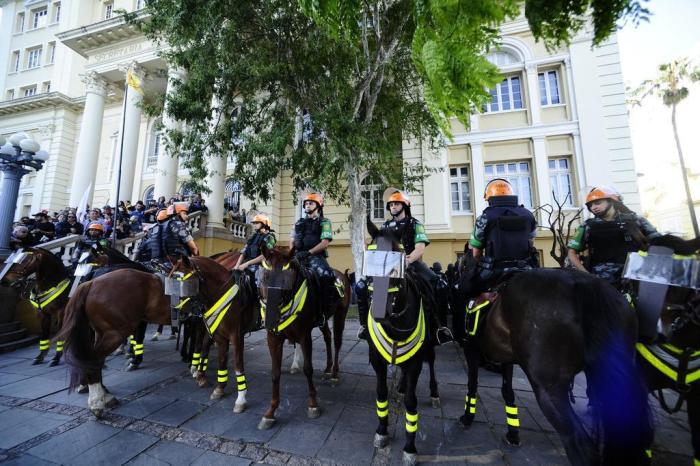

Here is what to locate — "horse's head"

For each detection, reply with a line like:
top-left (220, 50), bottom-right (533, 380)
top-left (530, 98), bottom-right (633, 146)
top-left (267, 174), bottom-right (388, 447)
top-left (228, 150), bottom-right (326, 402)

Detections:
top-left (259, 245), bottom-right (301, 330)
top-left (75, 241), bottom-right (109, 267)
top-left (366, 218), bottom-right (411, 323)
top-left (0, 248), bottom-right (42, 295)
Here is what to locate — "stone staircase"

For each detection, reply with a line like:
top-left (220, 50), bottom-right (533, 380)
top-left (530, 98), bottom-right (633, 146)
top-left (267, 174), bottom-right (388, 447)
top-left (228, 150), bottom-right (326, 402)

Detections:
top-left (0, 321), bottom-right (37, 353)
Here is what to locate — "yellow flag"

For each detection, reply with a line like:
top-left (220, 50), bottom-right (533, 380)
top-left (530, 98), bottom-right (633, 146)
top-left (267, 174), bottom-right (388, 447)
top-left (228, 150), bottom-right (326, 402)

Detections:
top-left (126, 70), bottom-right (143, 94)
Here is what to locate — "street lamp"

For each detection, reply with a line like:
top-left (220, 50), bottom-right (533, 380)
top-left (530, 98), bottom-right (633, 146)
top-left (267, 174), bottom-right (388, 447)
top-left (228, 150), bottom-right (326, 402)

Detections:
top-left (0, 132), bottom-right (50, 258)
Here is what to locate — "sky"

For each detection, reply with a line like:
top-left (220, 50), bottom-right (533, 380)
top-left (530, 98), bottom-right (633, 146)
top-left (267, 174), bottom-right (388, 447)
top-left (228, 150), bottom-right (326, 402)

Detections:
top-left (617, 0), bottom-right (700, 213)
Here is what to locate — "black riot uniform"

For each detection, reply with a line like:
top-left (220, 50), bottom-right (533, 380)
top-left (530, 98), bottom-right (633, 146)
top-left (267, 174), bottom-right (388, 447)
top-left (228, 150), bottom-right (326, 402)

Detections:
top-left (293, 214), bottom-right (338, 313)
top-left (460, 195), bottom-right (538, 299)
top-left (148, 217), bottom-right (193, 265)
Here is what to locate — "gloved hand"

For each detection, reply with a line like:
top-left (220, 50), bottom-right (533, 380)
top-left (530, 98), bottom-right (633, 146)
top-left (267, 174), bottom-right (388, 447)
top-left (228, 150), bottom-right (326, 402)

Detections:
top-left (295, 250), bottom-right (310, 261)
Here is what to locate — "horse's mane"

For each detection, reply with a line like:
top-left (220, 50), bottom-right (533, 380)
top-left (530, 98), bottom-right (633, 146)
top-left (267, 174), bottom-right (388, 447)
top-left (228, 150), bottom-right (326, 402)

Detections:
top-left (650, 234), bottom-right (700, 255)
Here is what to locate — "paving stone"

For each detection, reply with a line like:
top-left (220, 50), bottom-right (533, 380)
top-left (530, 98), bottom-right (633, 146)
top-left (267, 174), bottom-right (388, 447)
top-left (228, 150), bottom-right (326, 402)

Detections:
top-left (0, 408), bottom-right (72, 449)
top-left (269, 421), bottom-right (333, 457)
top-left (0, 376), bottom-right (67, 399)
top-left (216, 439), bottom-right (244, 456)
top-left (316, 428), bottom-right (375, 465)
top-left (221, 410), bottom-right (282, 444)
top-left (146, 399), bottom-right (203, 427)
top-left (39, 388), bottom-right (90, 408)
top-left (182, 406), bottom-right (238, 436)
top-left (191, 450), bottom-right (251, 466)
top-left (125, 454), bottom-right (170, 466)
top-left (0, 373), bottom-right (31, 387)
top-left (69, 429), bottom-right (159, 466)
top-left (140, 439), bottom-right (206, 464)
top-left (113, 394), bottom-right (175, 419)
top-left (0, 453), bottom-right (60, 466)
top-left (26, 421), bottom-right (120, 464)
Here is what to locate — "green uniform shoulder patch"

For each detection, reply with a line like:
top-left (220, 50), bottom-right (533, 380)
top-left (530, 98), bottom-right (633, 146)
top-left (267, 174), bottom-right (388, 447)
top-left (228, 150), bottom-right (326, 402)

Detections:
top-left (567, 225), bottom-right (586, 252)
top-left (265, 233), bottom-right (277, 249)
top-left (414, 221), bottom-right (429, 245)
top-left (320, 218), bottom-right (333, 241)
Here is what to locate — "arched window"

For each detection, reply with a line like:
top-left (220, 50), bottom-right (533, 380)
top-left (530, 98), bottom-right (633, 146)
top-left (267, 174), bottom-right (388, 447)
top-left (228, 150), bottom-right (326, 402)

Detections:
top-left (142, 185), bottom-right (154, 202)
top-left (362, 175), bottom-right (384, 221)
top-left (145, 118), bottom-right (163, 170)
top-left (224, 178), bottom-right (241, 213)
top-left (179, 183), bottom-right (196, 200)
top-left (486, 50), bottom-right (521, 66)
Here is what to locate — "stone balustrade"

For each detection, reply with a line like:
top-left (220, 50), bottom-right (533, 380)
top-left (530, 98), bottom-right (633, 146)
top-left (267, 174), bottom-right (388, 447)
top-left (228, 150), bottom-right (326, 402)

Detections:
top-left (228, 220), bottom-right (251, 239)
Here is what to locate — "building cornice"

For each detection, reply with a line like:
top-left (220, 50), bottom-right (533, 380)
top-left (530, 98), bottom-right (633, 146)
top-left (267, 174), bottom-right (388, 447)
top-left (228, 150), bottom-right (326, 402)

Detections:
top-left (0, 92), bottom-right (85, 117)
top-left (450, 121), bottom-right (580, 145)
top-left (56, 11), bottom-right (150, 58)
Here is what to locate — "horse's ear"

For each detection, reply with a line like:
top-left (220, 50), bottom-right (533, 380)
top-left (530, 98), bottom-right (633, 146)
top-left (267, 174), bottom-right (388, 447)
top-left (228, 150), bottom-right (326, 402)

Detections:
top-left (367, 214), bottom-right (379, 239)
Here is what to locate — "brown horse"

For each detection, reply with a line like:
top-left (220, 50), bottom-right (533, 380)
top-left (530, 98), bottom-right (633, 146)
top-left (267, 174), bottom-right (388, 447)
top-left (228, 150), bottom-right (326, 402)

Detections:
top-left (256, 245), bottom-right (351, 429)
top-left (0, 247), bottom-right (71, 366)
top-left (55, 268), bottom-right (171, 417)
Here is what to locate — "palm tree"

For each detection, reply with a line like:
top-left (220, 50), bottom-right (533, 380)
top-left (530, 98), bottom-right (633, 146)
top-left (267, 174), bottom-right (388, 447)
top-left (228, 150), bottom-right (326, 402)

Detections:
top-left (630, 58), bottom-right (700, 237)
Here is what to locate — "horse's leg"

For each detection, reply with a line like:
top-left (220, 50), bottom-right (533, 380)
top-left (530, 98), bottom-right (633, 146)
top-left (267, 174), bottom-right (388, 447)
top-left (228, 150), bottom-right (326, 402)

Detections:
top-left (401, 356), bottom-right (423, 465)
top-left (210, 337), bottom-right (228, 400)
top-left (290, 344), bottom-right (302, 374)
top-left (687, 386), bottom-right (700, 465)
top-left (190, 323), bottom-right (203, 376)
top-left (301, 331), bottom-right (320, 419)
top-left (332, 307), bottom-right (346, 381)
top-left (531, 382), bottom-right (597, 466)
top-left (127, 321), bottom-right (147, 370)
top-left (33, 313), bottom-right (51, 364)
top-left (49, 312), bottom-right (64, 366)
top-left (320, 321), bottom-right (333, 379)
top-left (427, 344), bottom-right (440, 408)
top-left (87, 332), bottom-right (121, 417)
top-left (259, 332), bottom-right (283, 430)
top-left (195, 336), bottom-right (211, 387)
top-left (501, 363), bottom-right (521, 446)
top-left (459, 342), bottom-right (480, 428)
top-left (369, 352), bottom-right (390, 448)
top-left (232, 331), bottom-right (248, 413)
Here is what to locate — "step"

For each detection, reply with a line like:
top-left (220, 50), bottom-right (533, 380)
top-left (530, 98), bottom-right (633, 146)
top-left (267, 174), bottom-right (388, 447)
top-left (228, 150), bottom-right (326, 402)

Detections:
top-left (0, 335), bottom-right (39, 354)
top-left (0, 328), bottom-right (28, 344)
top-left (0, 321), bottom-right (21, 333)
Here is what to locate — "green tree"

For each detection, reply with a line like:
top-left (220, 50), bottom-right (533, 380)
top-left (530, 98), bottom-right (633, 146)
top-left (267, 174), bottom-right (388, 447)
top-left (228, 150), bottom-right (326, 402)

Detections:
top-left (630, 58), bottom-right (700, 237)
top-left (132, 0), bottom-right (649, 274)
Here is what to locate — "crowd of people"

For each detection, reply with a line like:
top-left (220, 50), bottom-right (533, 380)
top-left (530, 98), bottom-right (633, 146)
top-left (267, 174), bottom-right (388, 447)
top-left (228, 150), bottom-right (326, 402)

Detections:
top-left (9, 194), bottom-right (210, 251)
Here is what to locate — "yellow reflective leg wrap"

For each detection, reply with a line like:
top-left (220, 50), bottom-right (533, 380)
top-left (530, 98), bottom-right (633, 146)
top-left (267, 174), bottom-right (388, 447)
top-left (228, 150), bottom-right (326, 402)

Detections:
top-left (55, 340), bottom-right (64, 352)
top-left (236, 374), bottom-right (247, 391)
top-left (39, 340), bottom-right (50, 351)
top-left (133, 344), bottom-right (144, 356)
top-left (376, 399), bottom-right (389, 419)
top-left (464, 396), bottom-right (477, 414)
top-left (191, 352), bottom-right (201, 366)
top-left (129, 335), bottom-right (135, 346)
top-left (693, 457), bottom-right (699, 466)
top-left (645, 449), bottom-right (652, 459)
top-left (217, 369), bottom-right (228, 383)
top-left (405, 412), bottom-right (418, 433)
top-left (505, 405), bottom-right (520, 428)
top-left (201, 358), bottom-right (208, 372)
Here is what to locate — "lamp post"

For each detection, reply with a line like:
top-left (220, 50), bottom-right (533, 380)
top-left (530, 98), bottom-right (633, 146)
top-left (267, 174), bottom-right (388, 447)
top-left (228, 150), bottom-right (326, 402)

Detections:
top-left (0, 132), bottom-right (50, 258)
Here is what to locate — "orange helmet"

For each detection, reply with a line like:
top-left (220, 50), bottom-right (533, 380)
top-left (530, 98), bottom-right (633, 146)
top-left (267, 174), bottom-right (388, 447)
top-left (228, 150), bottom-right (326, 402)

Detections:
top-left (156, 209), bottom-right (170, 222)
top-left (585, 186), bottom-right (620, 205)
top-left (87, 222), bottom-right (104, 232)
top-left (383, 189), bottom-right (411, 210)
top-left (252, 213), bottom-right (272, 229)
top-left (484, 179), bottom-right (514, 200)
top-left (303, 193), bottom-right (324, 207)
top-left (173, 202), bottom-right (189, 214)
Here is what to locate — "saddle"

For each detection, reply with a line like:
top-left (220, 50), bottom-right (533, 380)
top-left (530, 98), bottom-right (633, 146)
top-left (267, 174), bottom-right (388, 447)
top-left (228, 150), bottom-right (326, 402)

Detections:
top-left (465, 290), bottom-right (499, 338)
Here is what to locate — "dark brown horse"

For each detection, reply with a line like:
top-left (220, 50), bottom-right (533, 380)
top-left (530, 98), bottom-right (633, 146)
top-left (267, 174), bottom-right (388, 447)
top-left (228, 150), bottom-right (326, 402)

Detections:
top-left (256, 245), bottom-right (351, 430)
top-left (453, 263), bottom-right (653, 465)
top-left (0, 247), bottom-right (71, 366)
top-left (635, 235), bottom-right (700, 462)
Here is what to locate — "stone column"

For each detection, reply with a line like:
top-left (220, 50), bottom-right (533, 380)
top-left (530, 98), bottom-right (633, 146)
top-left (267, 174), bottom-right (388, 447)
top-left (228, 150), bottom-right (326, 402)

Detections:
top-left (470, 142), bottom-right (487, 215)
top-left (29, 124), bottom-right (54, 214)
top-left (524, 63), bottom-right (541, 126)
top-left (116, 61), bottom-right (146, 203)
top-left (203, 96), bottom-right (226, 229)
top-left (0, 165), bottom-right (29, 256)
top-left (532, 136), bottom-right (553, 208)
top-left (563, 57), bottom-right (579, 121)
top-left (69, 71), bottom-right (107, 208)
top-left (154, 67), bottom-right (185, 200)
top-left (469, 113), bottom-right (479, 133)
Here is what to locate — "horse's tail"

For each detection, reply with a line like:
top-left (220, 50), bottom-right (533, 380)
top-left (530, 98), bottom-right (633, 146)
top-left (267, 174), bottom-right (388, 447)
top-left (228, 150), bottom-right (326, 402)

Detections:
top-left (54, 281), bottom-right (96, 392)
top-left (577, 276), bottom-right (652, 463)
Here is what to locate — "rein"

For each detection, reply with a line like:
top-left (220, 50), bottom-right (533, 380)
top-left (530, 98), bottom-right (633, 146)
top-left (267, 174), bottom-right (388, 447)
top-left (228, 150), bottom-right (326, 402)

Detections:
top-left (260, 259), bottom-right (309, 333)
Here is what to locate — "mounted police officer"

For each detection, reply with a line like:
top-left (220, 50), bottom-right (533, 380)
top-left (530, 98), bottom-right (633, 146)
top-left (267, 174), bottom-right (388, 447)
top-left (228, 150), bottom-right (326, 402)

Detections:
top-left (460, 179), bottom-right (538, 300)
top-left (292, 193), bottom-right (338, 315)
top-left (567, 186), bottom-right (659, 289)
top-left (148, 202), bottom-right (199, 267)
top-left (235, 213), bottom-right (277, 274)
top-left (357, 188), bottom-right (453, 344)
top-left (71, 222), bottom-right (110, 266)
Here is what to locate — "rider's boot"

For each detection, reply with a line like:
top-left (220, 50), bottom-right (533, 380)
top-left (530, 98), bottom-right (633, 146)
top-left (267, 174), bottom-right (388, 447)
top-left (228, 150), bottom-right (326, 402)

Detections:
top-left (355, 279), bottom-right (370, 340)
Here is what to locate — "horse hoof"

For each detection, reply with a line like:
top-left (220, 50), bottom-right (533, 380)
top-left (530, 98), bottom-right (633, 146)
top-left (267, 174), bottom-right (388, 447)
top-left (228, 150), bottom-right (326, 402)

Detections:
top-left (233, 402), bottom-right (247, 413)
top-left (127, 363), bottom-right (139, 371)
top-left (307, 407), bottom-right (321, 419)
top-left (49, 359), bottom-right (60, 367)
top-left (77, 384), bottom-right (88, 394)
top-left (430, 397), bottom-right (441, 408)
top-left (374, 433), bottom-right (390, 448)
top-left (459, 414), bottom-right (474, 429)
top-left (503, 432), bottom-right (521, 447)
top-left (402, 451), bottom-right (417, 466)
top-left (105, 396), bottom-right (119, 408)
top-left (196, 377), bottom-right (209, 388)
top-left (321, 372), bottom-right (332, 380)
top-left (90, 408), bottom-right (104, 419)
top-left (289, 366), bottom-right (300, 375)
top-left (330, 377), bottom-right (340, 385)
top-left (31, 358), bottom-right (43, 365)
top-left (258, 417), bottom-right (276, 430)
top-left (190, 366), bottom-right (198, 376)
top-left (210, 387), bottom-right (225, 400)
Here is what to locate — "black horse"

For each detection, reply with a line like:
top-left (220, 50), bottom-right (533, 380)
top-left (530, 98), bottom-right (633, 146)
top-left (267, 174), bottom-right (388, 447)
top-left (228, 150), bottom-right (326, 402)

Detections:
top-left (454, 262), bottom-right (652, 465)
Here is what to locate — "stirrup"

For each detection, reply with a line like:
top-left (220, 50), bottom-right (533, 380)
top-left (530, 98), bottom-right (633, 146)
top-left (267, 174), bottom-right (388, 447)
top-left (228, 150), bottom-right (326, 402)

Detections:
top-left (357, 325), bottom-right (369, 341)
top-left (436, 327), bottom-right (454, 345)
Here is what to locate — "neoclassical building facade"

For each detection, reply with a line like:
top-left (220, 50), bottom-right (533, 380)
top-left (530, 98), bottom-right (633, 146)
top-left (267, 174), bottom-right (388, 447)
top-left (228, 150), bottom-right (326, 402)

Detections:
top-left (0, 0), bottom-right (640, 267)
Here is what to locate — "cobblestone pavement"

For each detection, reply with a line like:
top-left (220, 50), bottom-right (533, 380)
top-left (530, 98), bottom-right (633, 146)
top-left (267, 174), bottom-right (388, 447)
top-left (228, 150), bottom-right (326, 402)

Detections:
top-left (0, 320), bottom-right (693, 465)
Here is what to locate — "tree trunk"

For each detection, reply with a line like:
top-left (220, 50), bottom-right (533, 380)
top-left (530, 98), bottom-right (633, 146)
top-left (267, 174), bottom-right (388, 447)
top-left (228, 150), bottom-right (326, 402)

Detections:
top-left (671, 103), bottom-right (700, 237)
top-left (346, 163), bottom-right (367, 279)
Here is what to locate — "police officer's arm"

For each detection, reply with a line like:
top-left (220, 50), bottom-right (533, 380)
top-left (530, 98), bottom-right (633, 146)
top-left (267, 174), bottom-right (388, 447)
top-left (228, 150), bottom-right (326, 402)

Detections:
top-left (308, 239), bottom-right (330, 255)
top-left (407, 221), bottom-right (429, 264)
top-left (187, 239), bottom-right (199, 256)
top-left (566, 225), bottom-right (587, 272)
top-left (469, 214), bottom-right (487, 261)
top-left (308, 219), bottom-right (332, 255)
top-left (406, 242), bottom-right (425, 264)
top-left (237, 234), bottom-right (275, 269)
